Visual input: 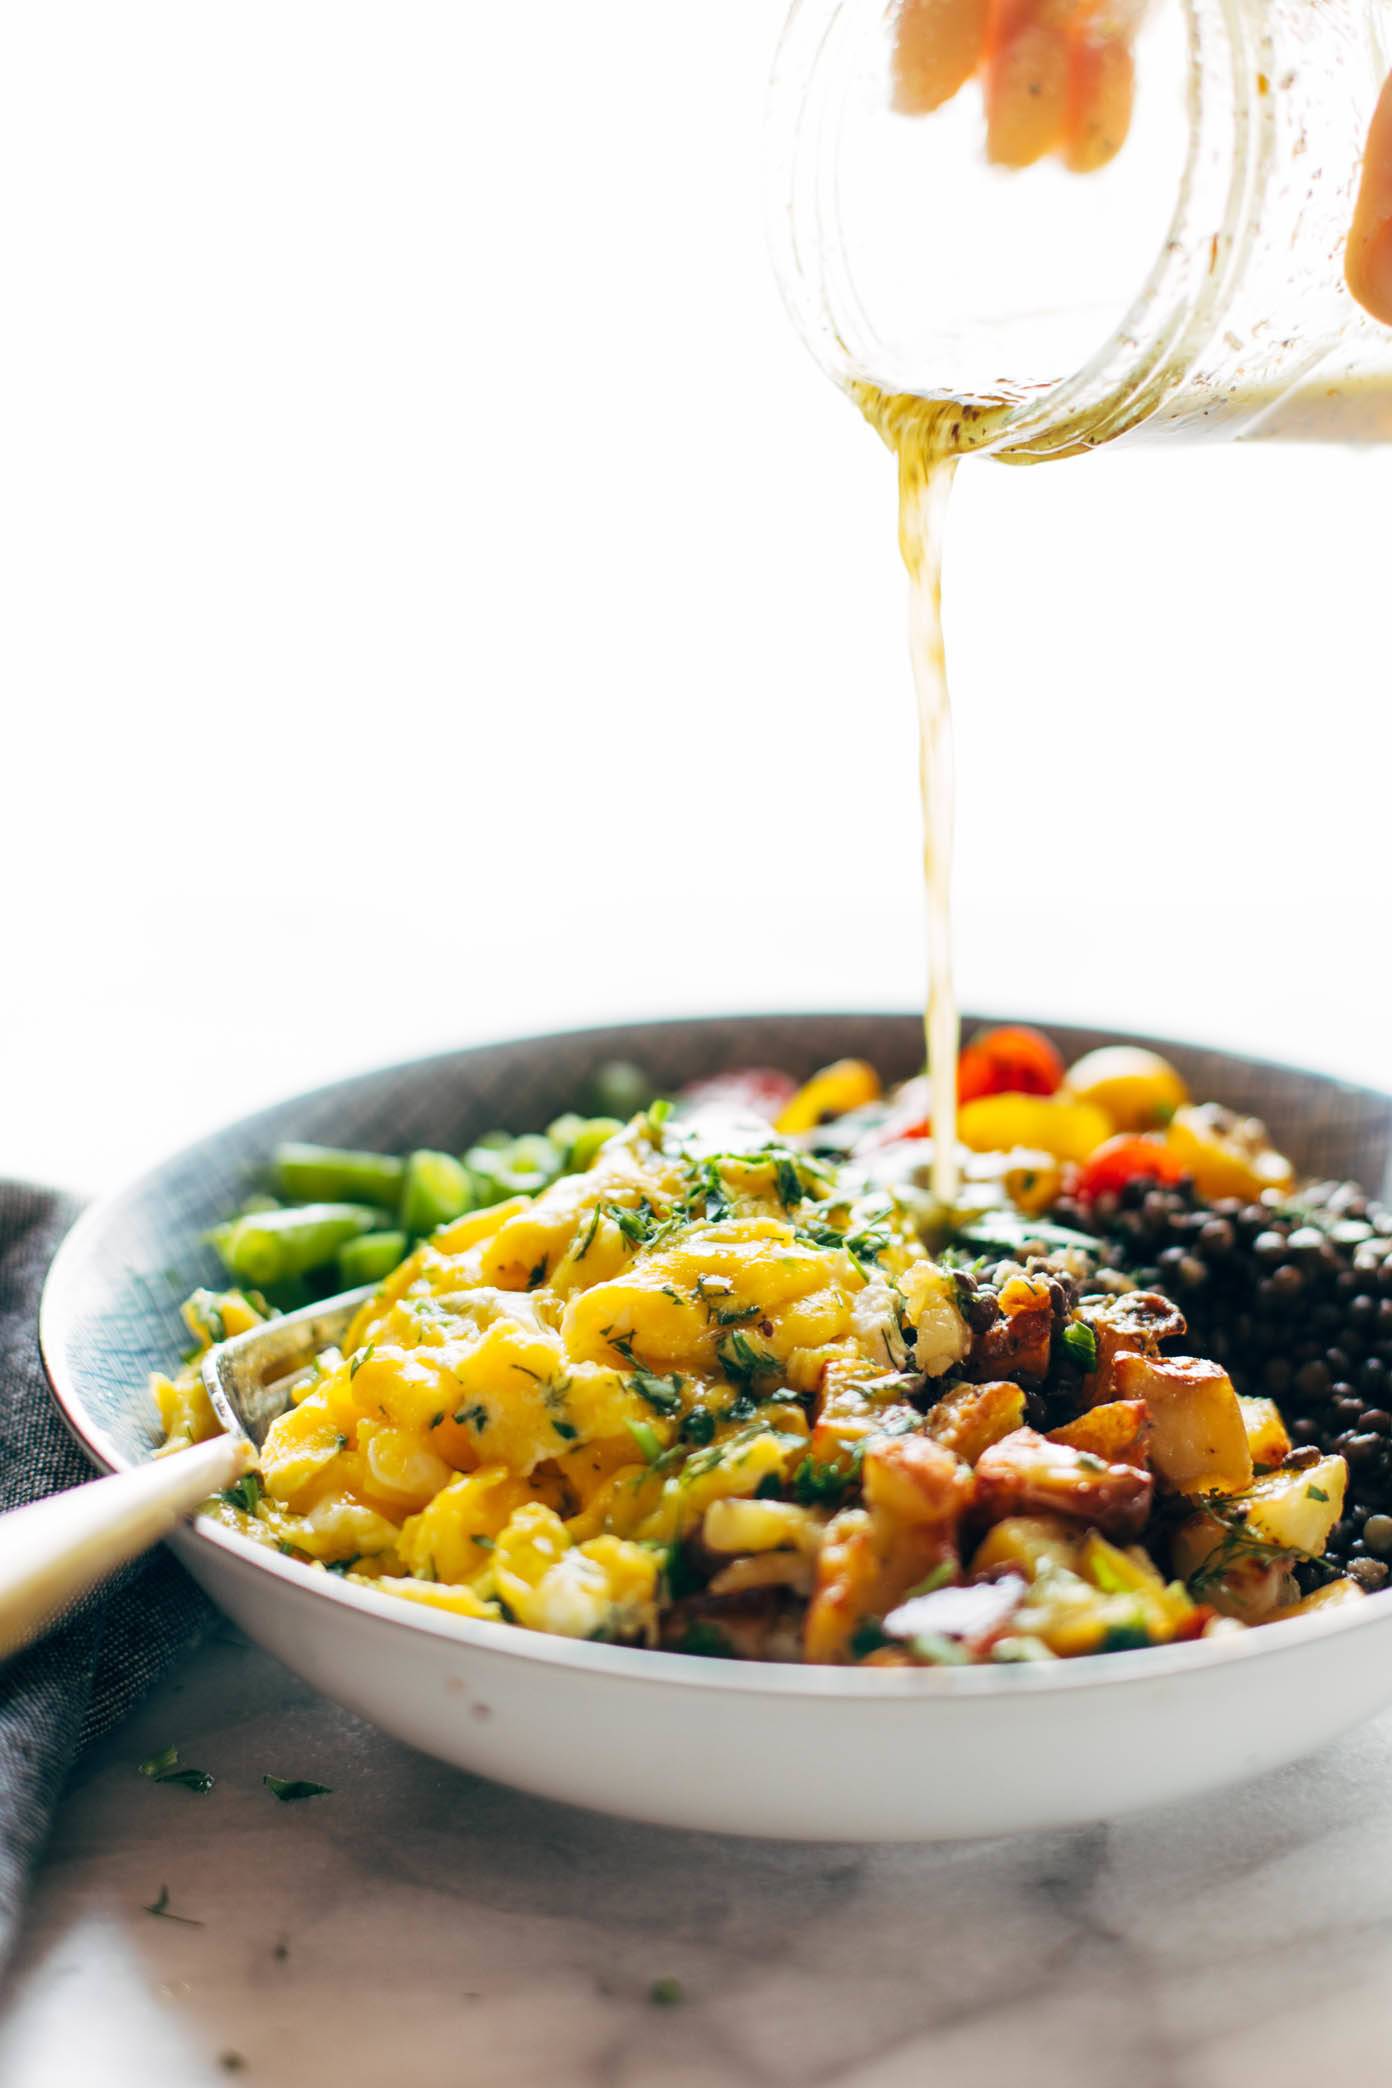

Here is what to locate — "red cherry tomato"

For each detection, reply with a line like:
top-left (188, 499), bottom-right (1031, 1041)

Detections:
top-left (957, 1025), bottom-right (1065, 1103)
top-left (676, 1068), bottom-right (798, 1121)
top-left (1076, 1134), bottom-right (1185, 1202)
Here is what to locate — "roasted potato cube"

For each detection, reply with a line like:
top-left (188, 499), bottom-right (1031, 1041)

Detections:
top-left (1239, 1396), bottom-right (1292, 1473)
top-left (1267, 1576), bottom-right (1365, 1622)
top-left (1049, 1400), bottom-right (1150, 1468)
top-left (1169, 1508), bottom-right (1295, 1620)
top-left (972, 1428), bottom-right (1152, 1540)
top-left (802, 1439), bottom-right (974, 1663)
top-left (972, 1513), bottom-right (1083, 1581)
top-left (1112, 1352), bottom-right (1252, 1495)
top-left (1172, 1457), bottom-right (1348, 1619)
top-left (972, 1518), bottom-right (1190, 1656)
top-left (1081, 1290), bottom-right (1187, 1401)
top-left (1237, 1456), bottom-right (1347, 1555)
top-left (702, 1497), bottom-right (821, 1557)
top-left (707, 1552), bottom-right (815, 1598)
top-left (862, 1433), bottom-right (975, 1537)
top-left (965, 1274), bottom-right (1054, 1382)
top-left (924, 1379), bottom-right (1027, 1463)
top-left (804, 1508), bottom-right (881, 1663)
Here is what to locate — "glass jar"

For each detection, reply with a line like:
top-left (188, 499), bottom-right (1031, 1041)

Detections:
top-left (768, 0), bottom-right (1392, 455)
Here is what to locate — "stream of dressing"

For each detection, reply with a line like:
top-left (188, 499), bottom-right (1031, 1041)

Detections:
top-left (852, 387), bottom-right (1011, 1208)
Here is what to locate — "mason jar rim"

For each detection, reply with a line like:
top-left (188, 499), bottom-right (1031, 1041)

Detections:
top-left (764, 0), bottom-right (1265, 459)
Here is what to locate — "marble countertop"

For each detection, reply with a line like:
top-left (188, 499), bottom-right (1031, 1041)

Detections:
top-left (4, 1631), bottom-right (1392, 2088)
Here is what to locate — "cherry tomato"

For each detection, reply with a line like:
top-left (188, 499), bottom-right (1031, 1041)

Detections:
top-left (957, 1025), bottom-right (1065, 1103)
top-left (1076, 1134), bottom-right (1185, 1202)
top-left (677, 1068), bottom-right (798, 1121)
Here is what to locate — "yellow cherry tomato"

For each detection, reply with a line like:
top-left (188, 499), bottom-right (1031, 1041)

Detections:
top-left (1164, 1103), bottom-right (1294, 1202)
top-left (775, 1058), bottom-right (881, 1136)
top-left (1063, 1045), bottom-right (1189, 1133)
top-left (956, 1092), bottom-right (1112, 1164)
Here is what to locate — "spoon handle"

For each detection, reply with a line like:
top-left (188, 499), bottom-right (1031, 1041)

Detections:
top-left (0, 1435), bottom-right (250, 1663)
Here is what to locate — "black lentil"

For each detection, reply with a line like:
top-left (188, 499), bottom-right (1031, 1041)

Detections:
top-left (1049, 1173), bottom-right (1392, 1571)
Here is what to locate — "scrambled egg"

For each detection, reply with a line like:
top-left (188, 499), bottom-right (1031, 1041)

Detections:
top-left (173, 1107), bottom-right (970, 1649)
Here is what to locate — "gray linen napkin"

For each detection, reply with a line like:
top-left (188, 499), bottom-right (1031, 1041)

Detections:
top-left (0, 1181), bottom-right (211, 1968)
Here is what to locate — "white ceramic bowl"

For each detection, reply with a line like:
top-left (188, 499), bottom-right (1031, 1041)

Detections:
top-left (41, 1012), bottom-right (1392, 1841)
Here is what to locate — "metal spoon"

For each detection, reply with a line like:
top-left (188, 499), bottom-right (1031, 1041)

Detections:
top-left (0, 1286), bottom-right (371, 1663)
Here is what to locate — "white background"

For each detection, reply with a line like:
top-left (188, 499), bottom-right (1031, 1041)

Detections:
top-left (1, 1), bottom-right (1387, 1196)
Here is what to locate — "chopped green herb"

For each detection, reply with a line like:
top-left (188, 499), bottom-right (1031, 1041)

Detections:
top-left (607, 1199), bottom-right (661, 1248)
top-left (1308, 1485), bottom-right (1330, 1503)
top-left (1099, 1619), bottom-right (1151, 1653)
top-left (611, 1334), bottom-right (685, 1415)
top-left (220, 1472), bottom-right (263, 1516)
top-left (679, 1622), bottom-right (735, 1659)
top-left (792, 1449), bottom-right (862, 1507)
top-left (712, 1302), bottom-right (760, 1328)
top-left (1060, 1322), bottom-right (1099, 1372)
top-left (348, 1343), bottom-right (375, 1381)
top-left (679, 1409), bottom-right (716, 1448)
top-left (472, 1534), bottom-right (495, 1551)
top-left (527, 1258), bottom-right (548, 1289)
top-left (701, 1160), bottom-right (731, 1223)
top-left (137, 1745), bottom-right (215, 1794)
top-left (795, 1220), bottom-right (847, 1252)
top-left (325, 1556), bottom-right (361, 1575)
top-left (143, 1884), bottom-right (203, 1926)
top-left (575, 1207), bottom-right (603, 1261)
top-left (850, 1619), bottom-right (891, 1660)
top-left (552, 1419), bottom-right (578, 1441)
top-left (717, 1330), bottom-right (778, 1392)
top-left (773, 1155), bottom-right (804, 1210)
top-left (262, 1775), bottom-right (332, 1803)
top-left (626, 1417), bottom-right (662, 1463)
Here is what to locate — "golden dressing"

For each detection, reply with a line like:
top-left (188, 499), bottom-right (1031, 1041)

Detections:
top-left (852, 387), bottom-right (1009, 1206)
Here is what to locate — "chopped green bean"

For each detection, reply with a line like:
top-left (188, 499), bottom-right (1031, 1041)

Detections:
top-left (399, 1151), bottom-right (474, 1237)
top-left (465, 1133), bottom-right (563, 1205)
top-left (587, 1060), bottom-right (654, 1120)
top-left (568, 1117), bottom-right (624, 1172)
top-left (273, 1142), bottom-right (405, 1210)
top-left (211, 1204), bottom-right (380, 1287)
top-left (546, 1113), bottom-right (586, 1165)
top-left (337, 1230), bottom-right (409, 1287)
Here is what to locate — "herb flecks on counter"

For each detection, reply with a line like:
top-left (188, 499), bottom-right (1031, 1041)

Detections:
top-left (137, 1745), bottom-right (215, 1794)
top-left (262, 1774), bottom-right (333, 1802)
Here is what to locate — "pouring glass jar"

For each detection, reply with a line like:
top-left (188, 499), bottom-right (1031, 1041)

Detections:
top-left (768, 0), bottom-right (1392, 454)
